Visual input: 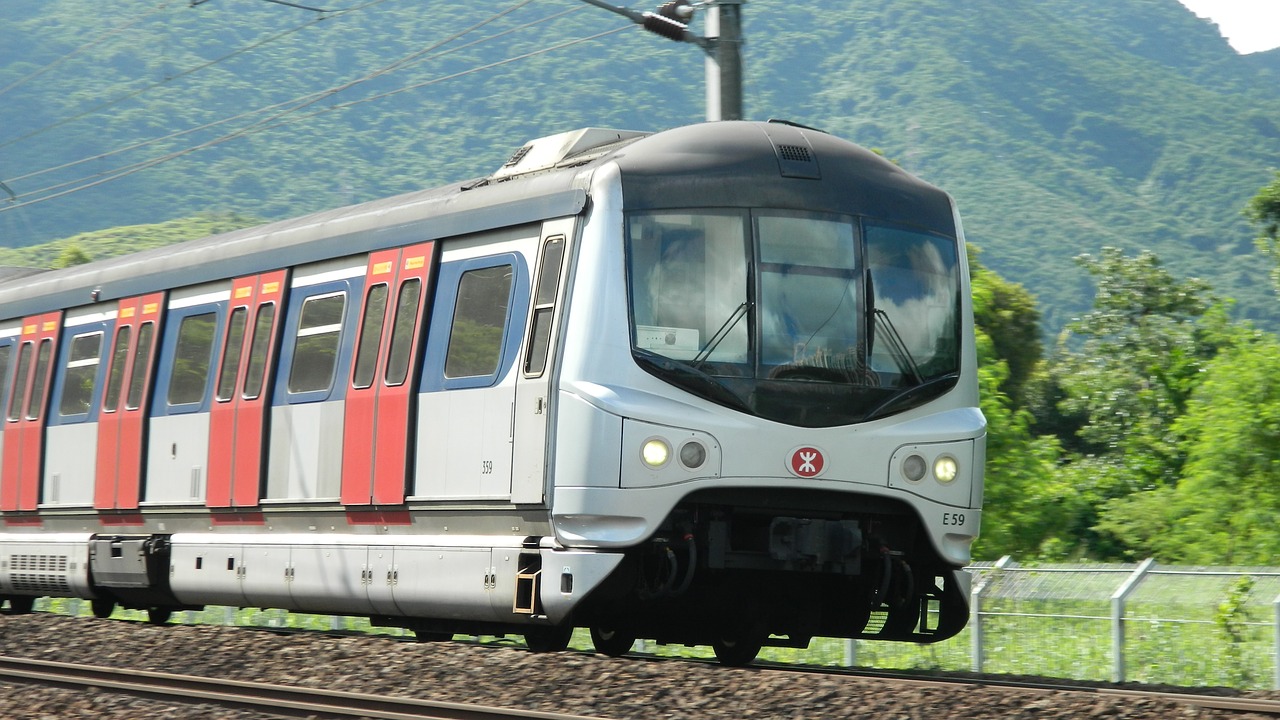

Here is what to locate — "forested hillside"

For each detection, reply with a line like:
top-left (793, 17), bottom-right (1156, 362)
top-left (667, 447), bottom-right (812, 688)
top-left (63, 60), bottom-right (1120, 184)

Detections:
top-left (2, 0), bottom-right (1278, 333)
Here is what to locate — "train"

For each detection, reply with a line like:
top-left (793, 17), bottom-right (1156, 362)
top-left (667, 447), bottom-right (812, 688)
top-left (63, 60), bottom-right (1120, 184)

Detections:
top-left (0, 120), bottom-right (984, 666)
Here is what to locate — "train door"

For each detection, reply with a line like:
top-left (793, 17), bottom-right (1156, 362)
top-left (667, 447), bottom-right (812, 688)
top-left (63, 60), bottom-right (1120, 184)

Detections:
top-left (511, 219), bottom-right (575, 504)
top-left (341, 243), bottom-right (435, 506)
top-left (416, 243), bottom-right (530, 500)
top-left (1, 312), bottom-right (62, 512)
top-left (95, 293), bottom-right (165, 510)
top-left (208, 271), bottom-right (287, 508)
top-left (0, 331), bottom-right (14, 482)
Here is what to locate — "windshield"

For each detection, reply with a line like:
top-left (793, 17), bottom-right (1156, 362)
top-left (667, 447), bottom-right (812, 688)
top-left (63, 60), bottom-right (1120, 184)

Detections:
top-left (626, 209), bottom-right (960, 427)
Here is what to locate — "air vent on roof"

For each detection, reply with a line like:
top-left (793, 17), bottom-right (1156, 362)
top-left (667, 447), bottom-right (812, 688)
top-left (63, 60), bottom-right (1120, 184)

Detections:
top-left (491, 128), bottom-right (649, 180)
top-left (762, 124), bottom-right (822, 180)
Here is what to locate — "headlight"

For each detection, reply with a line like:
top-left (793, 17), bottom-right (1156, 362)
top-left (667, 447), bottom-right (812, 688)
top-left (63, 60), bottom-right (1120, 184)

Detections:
top-left (641, 438), bottom-right (671, 469)
top-left (902, 454), bottom-right (927, 483)
top-left (678, 440), bottom-right (707, 470)
top-left (934, 455), bottom-right (959, 484)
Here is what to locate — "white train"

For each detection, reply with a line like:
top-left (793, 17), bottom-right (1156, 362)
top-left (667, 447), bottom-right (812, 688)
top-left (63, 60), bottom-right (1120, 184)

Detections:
top-left (0, 120), bottom-right (984, 665)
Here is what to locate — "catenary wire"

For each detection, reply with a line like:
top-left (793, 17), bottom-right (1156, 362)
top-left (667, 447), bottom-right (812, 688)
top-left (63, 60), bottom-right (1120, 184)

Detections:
top-left (0, 19), bottom-right (629, 213)
top-left (0, 1), bottom-right (173, 100)
top-left (0, 0), bottom-right (396, 152)
top-left (2, 0), bottom-right (553, 189)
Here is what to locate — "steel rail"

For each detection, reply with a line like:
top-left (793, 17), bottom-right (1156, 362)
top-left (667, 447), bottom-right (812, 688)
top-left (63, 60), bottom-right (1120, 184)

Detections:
top-left (0, 655), bottom-right (610, 720)
top-left (762, 664), bottom-right (1280, 717)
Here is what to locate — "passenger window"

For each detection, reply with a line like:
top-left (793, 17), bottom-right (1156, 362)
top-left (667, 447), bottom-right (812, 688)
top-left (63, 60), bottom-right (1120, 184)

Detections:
top-left (445, 265), bottom-right (513, 378)
top-left (525, 236), bottom-right (565, 377)
top-left (385, 279), bottom-right (421, 386)
top-left (242, 304), bottom-right (275, 399)
top-left (59, 332), bottom-right (103, 416)
top-left (7, 343), bottom-right (32, 421)
top-left (168, 312), bottom-right (217, 406)
top-left (103, 326), bottom-right (131, 413)
top-left (216, 307), bottom-right (248, 402)
top-left (125, 322), bottom-right (154, 410)
top-left (352, 284), bottom-right (388, 389)
top-left (0, 345), bottom-right (11, 418)
top-left (26, 339), bottom-right (53, 420)
top-left (288, 292), bottom-right (345, 394)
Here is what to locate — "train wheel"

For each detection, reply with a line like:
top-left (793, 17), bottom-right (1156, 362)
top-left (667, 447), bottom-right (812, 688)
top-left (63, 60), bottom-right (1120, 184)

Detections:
top-left (91, 599), bottom-right (115, 619)
top-left (711, 635), bottom-right (762, 667)
top-left (5, 596), bottom-right (34, 615)
top-left (524, 625), bottom-right (573, 653)
top-left (590, 627), bottom-right (636, 657)
top-left (146, 607), bottom-right (172, 625)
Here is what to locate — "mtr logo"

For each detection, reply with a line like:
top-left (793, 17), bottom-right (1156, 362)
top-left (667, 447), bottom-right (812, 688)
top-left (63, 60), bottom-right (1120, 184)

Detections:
top-left (787, 446), bottom-right (826, 479)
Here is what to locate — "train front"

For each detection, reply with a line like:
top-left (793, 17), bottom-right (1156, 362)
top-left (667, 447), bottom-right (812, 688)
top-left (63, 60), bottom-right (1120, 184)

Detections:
top-left (550, 121), bottom-right (984, 663)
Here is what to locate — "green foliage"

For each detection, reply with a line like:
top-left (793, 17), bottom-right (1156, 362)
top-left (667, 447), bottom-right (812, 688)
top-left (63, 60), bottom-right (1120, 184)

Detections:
top-left (0, 212), bottom-right (259, 269)
top-left (1248, 170), bottom-right (1280, 292)
top-left (1215, 576), bottom-right (1256, 687)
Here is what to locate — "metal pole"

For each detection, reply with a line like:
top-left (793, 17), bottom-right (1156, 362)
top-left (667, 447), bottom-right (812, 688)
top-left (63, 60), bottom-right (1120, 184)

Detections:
top-left (1110, 558), bottom-right (1155, 684)
top-left (714, 0), bottom-right (743, 121)
top-left (1273, 592), bottom-right (1280, 690)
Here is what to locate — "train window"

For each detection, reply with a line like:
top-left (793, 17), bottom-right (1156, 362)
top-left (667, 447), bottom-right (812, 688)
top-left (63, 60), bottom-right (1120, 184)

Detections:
top-left (125, 322), bottom-right (154, 410)
top-left (384, 279), bottom-right (421, 386)
top-left (352, 283), bottom-right (388, 389)
top-left (757, 213), bottom-right (860, 370)
top-left (103, 326), bottom-right (131, 413)
top-left (59, 332), bottom-right (103, 417)
top-left (7, 342), bottom-right (31, 421)
top-left (287, 292), bottom-right (345, 394)
top-left (628, 211), bottom-right (749, 367)
top-left (26, 339), bottom-right (53, 420)
top-left (167, 312), bottom-right (217, 406)
top-left (444, 265), bottom-right (513, 378)
top-left (216, 307), bottom-right (248, 402)
top-left (242, 304), bottom-right (275, 399)
top-left (524, 236), bottom-right (564, 377)
top-left (0, 344), bottom-right (11, 418)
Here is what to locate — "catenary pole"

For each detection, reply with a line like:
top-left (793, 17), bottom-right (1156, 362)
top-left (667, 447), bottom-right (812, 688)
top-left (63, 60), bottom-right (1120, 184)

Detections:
top-left (577, 0), bottom-right (744, 121)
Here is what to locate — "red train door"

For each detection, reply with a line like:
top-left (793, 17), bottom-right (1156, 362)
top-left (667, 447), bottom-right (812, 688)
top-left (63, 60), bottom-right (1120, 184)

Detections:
top-left (207, 270), bottom-right (288, 508)
top-left (342, 243), bottom-right (435, 506)
top-left (95, 293), bottom-right (165, 510)
top-left (1, 311), bottom-right (62, 512)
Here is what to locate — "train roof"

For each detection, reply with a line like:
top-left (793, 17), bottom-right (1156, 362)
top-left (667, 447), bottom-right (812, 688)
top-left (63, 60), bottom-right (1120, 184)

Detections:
top-left (0, 121), bottom-right (954, 321)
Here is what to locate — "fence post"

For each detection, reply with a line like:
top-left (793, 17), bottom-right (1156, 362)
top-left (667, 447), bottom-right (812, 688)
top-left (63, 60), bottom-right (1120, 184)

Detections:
top-left (971, 555), bottom-right (1013, 673)
top-left (1273, 591), bottom-right (1280, 691)
top-left (1110, 558), bottom-right (1155, 683)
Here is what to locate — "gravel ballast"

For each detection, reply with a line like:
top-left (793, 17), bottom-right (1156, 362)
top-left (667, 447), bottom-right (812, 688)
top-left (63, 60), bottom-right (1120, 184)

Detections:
top-left (0, 613), bottom-right (1273, 719)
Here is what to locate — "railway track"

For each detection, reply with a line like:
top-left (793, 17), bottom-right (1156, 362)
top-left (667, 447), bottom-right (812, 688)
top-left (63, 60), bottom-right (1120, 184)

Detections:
top-left (0, 656), bottom-right (610, 720)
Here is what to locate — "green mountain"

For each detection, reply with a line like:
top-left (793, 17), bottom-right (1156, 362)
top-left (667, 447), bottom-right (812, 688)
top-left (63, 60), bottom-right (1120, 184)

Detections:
top-left (2, 0), bottom-right (1277, 333)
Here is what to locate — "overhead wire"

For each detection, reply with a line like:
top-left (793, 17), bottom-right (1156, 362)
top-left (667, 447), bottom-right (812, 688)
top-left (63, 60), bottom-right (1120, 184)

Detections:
top-left (0, 0), bottom-right (382, 152)
top-left (0, 1), bottom-right (173, 100)
top-left (1, 1), bottom-right (620, 212)
top-left (4, 0), bottom-right (546, 188)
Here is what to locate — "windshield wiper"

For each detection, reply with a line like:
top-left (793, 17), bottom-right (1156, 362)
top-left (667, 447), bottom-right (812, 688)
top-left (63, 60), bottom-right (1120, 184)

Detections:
top-left (873, 309), bottom-right (922, 385)
top-left (692, 302), bottom-right (749, 369)
top-left (863, 372), bottom-right (960, 422)
top-left (633, 347), bottom-right (752, 412)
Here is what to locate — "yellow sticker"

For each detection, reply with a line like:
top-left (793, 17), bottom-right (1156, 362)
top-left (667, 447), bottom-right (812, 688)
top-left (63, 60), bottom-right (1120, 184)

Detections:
top-left (142, 302), bottom-right (158, 315)
top-left (262, 281), bottom-right (280, 295)
top-left (404, 256), bottom-right (425, 270)
top-left (235, 286), bottom-right (253, 299)
top-left (120, 307), bottom-right (136, 319)
top-left (373, 261), bottom-right (394, 275)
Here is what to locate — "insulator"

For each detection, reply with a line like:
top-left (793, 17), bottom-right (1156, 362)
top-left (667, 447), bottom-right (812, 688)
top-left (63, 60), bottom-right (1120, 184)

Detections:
top-left (641, 11), bottom-right (688, 41)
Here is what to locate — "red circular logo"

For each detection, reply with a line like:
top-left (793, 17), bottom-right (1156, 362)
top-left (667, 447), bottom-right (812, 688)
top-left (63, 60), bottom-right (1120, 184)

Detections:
top-left (788, 446), bottom-right (825, 478)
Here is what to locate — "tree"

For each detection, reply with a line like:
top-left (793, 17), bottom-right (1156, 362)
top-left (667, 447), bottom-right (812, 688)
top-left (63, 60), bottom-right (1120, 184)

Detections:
top-left (1032, 248), bottom-right (1217, 559)
top-left (51, 243), bottom-right (91, 268)
top-left (968, 249), bottom-right (1067, 558)
top-left (1248, 170), bottom-right (1280, 293)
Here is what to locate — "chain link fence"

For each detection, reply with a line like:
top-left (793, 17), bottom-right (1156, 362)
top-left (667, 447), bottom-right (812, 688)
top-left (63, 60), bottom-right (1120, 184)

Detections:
top-left (952, 558), bottom-right (1280, 689)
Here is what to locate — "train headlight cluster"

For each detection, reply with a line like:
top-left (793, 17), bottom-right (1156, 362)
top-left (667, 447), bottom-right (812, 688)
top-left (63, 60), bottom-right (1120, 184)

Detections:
top-left (623, 421), bottom-right (721, 488)
top-left (890, 441), bottom-right (976, 508)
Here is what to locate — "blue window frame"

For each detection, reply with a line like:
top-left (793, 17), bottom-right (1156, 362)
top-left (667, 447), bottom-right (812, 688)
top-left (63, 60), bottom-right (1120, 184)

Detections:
top-left (421, 253), bottom-right (529, 391)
